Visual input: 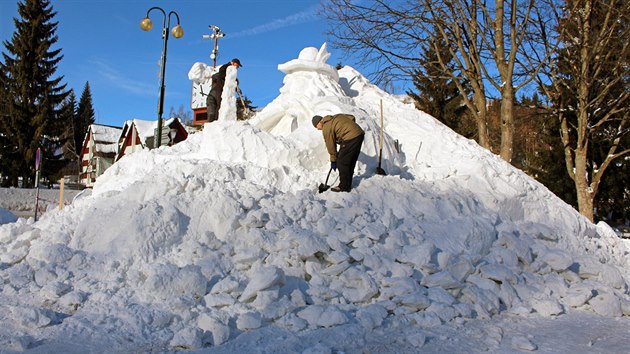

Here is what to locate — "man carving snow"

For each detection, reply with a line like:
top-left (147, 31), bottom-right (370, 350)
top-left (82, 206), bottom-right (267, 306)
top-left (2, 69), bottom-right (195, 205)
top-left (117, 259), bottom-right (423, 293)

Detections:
top-left (206, 58), bottom-right (242, 122)
top-left (313, 114), bottom-right (364, 192)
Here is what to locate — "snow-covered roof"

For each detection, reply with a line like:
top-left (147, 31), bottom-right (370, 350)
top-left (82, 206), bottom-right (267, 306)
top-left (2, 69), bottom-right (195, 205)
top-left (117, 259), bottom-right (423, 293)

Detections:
top-left (90, 124), bottom-right (122, 154)
top-left (95, 143), bottom-right (117, 154)
top-left (122, 118), bottom-right (179, 146)
top-left (91, 124), bottom-right (122, 144)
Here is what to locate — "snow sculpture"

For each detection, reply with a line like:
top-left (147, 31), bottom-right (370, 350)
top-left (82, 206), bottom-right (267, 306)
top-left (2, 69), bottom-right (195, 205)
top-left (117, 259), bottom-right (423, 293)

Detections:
top-left (250, 43), bottom-right (354, 136)
top-left (218, 66), bottom-right (238, 121)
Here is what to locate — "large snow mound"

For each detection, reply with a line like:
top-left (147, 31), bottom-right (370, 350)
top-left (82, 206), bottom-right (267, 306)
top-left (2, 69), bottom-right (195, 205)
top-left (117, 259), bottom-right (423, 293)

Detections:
top-left (0, 43), bottom-right (628, 352)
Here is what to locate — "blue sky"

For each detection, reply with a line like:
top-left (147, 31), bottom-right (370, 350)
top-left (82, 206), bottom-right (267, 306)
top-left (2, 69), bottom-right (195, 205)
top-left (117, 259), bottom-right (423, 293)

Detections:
top-left (0, 0), bottom-right (344, 127)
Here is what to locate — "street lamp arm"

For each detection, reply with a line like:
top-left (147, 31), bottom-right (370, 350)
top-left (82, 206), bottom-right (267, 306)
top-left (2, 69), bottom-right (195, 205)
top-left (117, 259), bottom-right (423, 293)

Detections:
top-left (167, 11), bottom-right (181, 27)
top-left (146, 6), bottom-right (167, 28)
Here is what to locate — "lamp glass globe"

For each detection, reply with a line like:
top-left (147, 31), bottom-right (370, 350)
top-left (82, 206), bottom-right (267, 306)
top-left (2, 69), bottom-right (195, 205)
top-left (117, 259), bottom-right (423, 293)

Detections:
top-left (140, 17), bottom-right (153, 31)
top-left (171, 25), bottom-right (184, 38)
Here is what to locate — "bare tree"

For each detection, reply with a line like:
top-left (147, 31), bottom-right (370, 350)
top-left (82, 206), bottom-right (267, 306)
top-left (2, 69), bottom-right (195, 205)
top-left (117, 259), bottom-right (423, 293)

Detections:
top-left (537, 0), bottom-right (629, 221)
top-left (322, 0), bottom-right (548, 162)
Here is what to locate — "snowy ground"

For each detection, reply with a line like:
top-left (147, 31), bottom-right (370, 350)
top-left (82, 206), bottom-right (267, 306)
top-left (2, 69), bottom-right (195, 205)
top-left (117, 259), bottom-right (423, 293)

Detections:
top-left (1, 44), bottom-right (629, 353)
top-left (0, 188), bottom-right (81, 219)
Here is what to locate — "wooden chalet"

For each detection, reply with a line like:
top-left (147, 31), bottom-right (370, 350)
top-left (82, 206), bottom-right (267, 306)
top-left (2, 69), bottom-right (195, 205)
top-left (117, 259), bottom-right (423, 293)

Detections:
top-left (115, 117), bottom-right (188, 162)
top-left (80, 124), bottom-right (123, 187)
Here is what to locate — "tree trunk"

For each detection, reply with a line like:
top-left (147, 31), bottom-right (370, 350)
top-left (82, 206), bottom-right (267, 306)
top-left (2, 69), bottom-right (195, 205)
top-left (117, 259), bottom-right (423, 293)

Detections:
top-left (574, 148), bottom-right (594, 221)
top-left (499, 84), bottom-right (514, 162)
top-left (574, 1), bottom-right (595, 222)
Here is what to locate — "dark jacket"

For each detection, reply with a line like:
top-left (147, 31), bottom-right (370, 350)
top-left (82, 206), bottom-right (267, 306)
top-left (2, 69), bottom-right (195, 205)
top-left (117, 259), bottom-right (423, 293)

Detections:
top-left (320, 114), bottom-right (364, 162)
top-left (210, 63), bottom-right (230, 98)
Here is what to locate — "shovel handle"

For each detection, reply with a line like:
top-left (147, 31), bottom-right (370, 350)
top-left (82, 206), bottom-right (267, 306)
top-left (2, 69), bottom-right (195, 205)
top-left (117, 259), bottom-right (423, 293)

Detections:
top-left (324, 167), bottom-right (333, 185)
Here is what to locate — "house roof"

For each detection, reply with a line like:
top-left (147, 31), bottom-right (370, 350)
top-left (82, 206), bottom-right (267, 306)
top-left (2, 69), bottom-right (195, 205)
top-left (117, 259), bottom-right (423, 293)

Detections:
top-left (92, 124), bottom-right (122, 143)
top-left (89, 124), bottom-right (122, 155)
top-left (122, 118), bottom-right (178, 147)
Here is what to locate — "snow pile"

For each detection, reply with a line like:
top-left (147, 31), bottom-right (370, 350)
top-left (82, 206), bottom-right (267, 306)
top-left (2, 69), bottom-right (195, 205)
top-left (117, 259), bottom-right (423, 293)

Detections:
top-left (0, 44), bottom-right (628, 352)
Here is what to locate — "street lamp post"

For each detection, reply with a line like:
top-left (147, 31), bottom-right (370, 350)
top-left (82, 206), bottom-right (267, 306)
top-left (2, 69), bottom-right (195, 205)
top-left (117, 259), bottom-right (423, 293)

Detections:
top-left (140, 7), bottom-right (184, 148)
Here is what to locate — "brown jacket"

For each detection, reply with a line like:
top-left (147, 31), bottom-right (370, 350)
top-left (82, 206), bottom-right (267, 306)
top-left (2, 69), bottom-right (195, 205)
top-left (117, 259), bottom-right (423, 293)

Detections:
top-left (320, 114), bottom-right (365, 162)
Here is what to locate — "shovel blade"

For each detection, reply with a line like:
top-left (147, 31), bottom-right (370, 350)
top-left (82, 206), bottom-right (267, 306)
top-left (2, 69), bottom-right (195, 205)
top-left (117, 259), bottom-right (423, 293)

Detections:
top-left (318, 183), bottom-right (330, 193)
top-left (376, 167), bottom-right (387, 175)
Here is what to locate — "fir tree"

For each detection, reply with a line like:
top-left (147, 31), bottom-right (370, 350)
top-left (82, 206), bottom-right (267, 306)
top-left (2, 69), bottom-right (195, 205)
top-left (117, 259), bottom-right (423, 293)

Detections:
top-left (406, 36), bottom-right (472, 137)
top-left (59, 90), bottom-right (78, 160)
top-left (75, 82), bottom-right (95, 156)
top-left (0, 0), bottom-right (68, 187)
top-left (541, 0), bottom-right (629, 221)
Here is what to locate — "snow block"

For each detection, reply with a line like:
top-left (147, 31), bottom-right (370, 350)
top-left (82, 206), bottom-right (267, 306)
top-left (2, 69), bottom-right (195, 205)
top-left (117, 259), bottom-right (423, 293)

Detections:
top-left (422, 270), bottom-right (461, 289)
top-left (479, 263), bottom-right (516, 284)
top-left (427, 286), bottom-right (456, 305)
top-left (379, 277), bottom-right (423, 300)
top-left (562, 284), bottom-right (594, 307)
top-left (296, 305), bottom-right (349, 328)
top-left (9, 305), bottom-right (56, 328)
top-left (239, 265), bottom-right (285, 302)
top-left (511, 336), bottom-right (537, 351)
top-left (409, 311), bottom-right (442, 327)
top-left (426, 302), bottom-right (458, 322)
top-left (355, 304), bottom-right (388, 329)
top-left (395, 292), bottom-right (431, 310)
top-left (589, 293), bottom-right (622, 317)
top-left (204, 293), bottom-right (236, 308)
top-left (406, 332), bottom-right (426, 347)
top-left (59, 290), bottom-right (86, 311)
top-left (446, 256), bottom-right (474, 282)
top-left (531, 298), bottom-right (564, 316)
top-left (197, 314), bottom-right (231, 346)
top-left (210, 276), bottom-right (240, 294)
top-left (496, 232), bottom-right (533, 265)
top-left (170, 328), bottom-right (203, 350)
top-left (339, 267), bottom-right (378, 302)
top-left (142, 263), bottom-right (207, 302)
top-left (573, 256), bottom-right (602, 280)
top-left (539, 248), bottom-right (573, 271)
top-left (237, 312), bottom-right (263, 331)
top-left (2, 335), bottom-right (34, 351)
top-left (598, 264), bottom-right (626, 289)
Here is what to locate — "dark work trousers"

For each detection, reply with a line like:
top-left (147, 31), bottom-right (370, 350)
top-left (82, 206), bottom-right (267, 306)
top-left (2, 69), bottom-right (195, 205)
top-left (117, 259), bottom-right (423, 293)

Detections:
top-left (206, 92), bottom-right (222, 122)
top-left (336, 134), bottom-right (364, 191)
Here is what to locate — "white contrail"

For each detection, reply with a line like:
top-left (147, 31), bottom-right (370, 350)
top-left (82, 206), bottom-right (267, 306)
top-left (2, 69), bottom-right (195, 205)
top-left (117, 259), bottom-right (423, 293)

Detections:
top-left (230, 4), bottom-right (319, 39)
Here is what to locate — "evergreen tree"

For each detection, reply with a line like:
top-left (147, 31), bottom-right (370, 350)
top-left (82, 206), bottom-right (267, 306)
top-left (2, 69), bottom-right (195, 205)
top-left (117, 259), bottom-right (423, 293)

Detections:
top-left (0, 0), bottom-right (68, 187)
top-left (59, 90), bottom-right (78, 161)
top-left (75, 82), bottom-right (95, 156)
top-left (406, 36), bottom-right (473, 138)
top-left (0, 77), bottom-right (9, 186)
top-left (512, 94), bottom-right (577, 208)
top-left (539, 0), bottom-right (629, 221)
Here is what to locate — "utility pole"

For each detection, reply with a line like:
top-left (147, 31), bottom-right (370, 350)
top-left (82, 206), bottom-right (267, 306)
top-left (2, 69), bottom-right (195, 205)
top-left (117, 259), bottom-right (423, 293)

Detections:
top-left (202, 25), bottom-right (225, 67)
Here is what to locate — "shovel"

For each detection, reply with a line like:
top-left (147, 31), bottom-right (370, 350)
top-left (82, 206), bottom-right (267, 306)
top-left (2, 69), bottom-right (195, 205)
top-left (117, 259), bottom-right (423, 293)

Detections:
top-left (236, 85), bottom-right (252, 117)
top-left (376, 99), bottom-right (387, 175)
top-left (318, 167), bottom-right (333, 193)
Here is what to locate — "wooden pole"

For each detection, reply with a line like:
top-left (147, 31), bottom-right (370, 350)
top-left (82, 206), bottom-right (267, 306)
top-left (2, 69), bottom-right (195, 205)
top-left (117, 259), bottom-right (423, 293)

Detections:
top-left (59, 178), bottom-right (65, 210)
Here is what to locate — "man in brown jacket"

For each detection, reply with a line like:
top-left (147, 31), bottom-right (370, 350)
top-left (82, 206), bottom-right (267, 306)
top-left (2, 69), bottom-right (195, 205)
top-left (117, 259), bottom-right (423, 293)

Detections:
top-left (313, 114), bottom-right (365, 192)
